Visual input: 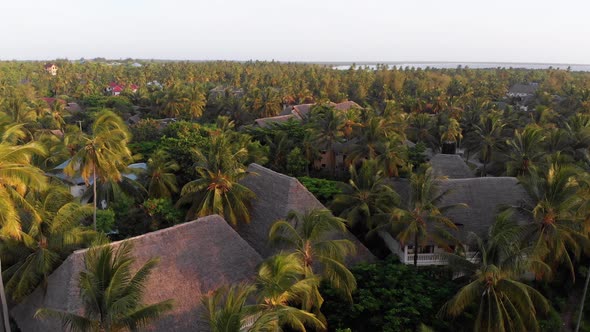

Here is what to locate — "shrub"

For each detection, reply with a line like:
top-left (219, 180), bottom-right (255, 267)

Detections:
top-left (298, 176), bottom-right (342, 204)
top-left (143, 198), bottom-right (183, 230)
top-left (96, 209), bottom-right (115, 234)
top-left (321, 258), bottom-right (459, 332)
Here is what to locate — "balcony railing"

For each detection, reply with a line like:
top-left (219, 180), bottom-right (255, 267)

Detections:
top-left (402, 251), bottom-right (480, 266)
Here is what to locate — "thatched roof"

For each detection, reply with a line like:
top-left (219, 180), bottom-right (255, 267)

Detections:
top-left (508, 83), bottom-right (538, 96)
top-left (279, 101), bottom-right (362, 117)
top-left (11, 215), bottom-right (263, 332)
top-left (333, 100), bottom-right (362, 111)
top-left (253, 114), bottom-right (297, 128)
top-left (392, 177), bottom-right (531, 242)
top-left (429, 154), bottom-right (474, 179)
top-left (238, 164), bottom-right (375, 265)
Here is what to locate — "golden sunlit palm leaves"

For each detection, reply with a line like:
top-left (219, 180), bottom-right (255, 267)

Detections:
top-left (0, 141), bottom-right (47, 239)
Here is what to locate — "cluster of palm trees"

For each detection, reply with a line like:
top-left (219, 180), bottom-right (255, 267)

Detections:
top-left (204, 209), bottom-right (356, 331)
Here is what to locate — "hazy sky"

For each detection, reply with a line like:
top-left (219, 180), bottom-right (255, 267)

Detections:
top-left (2, 0), bottom-right (589, 63)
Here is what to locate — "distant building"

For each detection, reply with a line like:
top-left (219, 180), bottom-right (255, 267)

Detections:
top-left (106, 82), bottom-right (138, 96)
top-left (147, 80), bottom-right (163, 90)
top-left (507, 83), bottom-right (539, 112)
top-left (507, 83), bottom-right (539, 98)
top-left (388, 176), bottom-right (531, 266)
top-left (44, 63), bottom-right (58, 76)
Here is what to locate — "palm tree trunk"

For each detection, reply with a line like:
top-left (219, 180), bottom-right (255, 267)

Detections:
top-left (575, 263), bottom-right (590, 332)
top-left (93, 166), bottom-right (97, 231)
top-left (413, 234), bottom-right (418, 267)
top-left (0, 259), bottom-right (11, 332)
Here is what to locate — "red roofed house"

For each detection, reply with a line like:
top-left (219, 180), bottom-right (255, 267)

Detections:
top-left (106, 82), bottom-right (138, 96)
top-left (44, 63), bottom-right (58, 76)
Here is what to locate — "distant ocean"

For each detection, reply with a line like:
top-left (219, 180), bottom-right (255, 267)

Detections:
top-left (331, 62), bottom-right (590, 72)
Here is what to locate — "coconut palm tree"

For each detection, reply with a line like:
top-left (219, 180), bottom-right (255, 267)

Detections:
top-left (251, 253), bottom-right (326, 331)
top-left (268, 208), bottom-right (357, 301)
top-left (407, 113), bottom-right (438, 151)
top-left (178, 121), bottom-right (259, 226)
top-left (145, 149), bottom-right (179, 198)
top-left (505, 125), bottom-right (546, 176)
top-left (440, 212), bottom-right (551, 332)
top-left (202, 283), bottom-right (258, 332)
top-left (64, 110), bottom-right (132, 230)
top-left (331, 160), bottom-right (399, 232)
top-left (518, 163), bottom-right (588, 278)
top-left (0, 141), bottom-right (47, 239)
top-left (310, 106), bottom-right (345, 176)
top-left (464, 114), bottom-right (506, 176)
top-left (376, 167), bottom-right (466, 266)
top-left (35, 241), bottom-right (173, 332)
top-left (374, 140), bottom-right (407, 177)
top-left (1, 186), bottom-right (96, 302)
top-left (439, 118), bottom-right (463, 154)
top-left (345, 116), bottom-right (392, 164)
top-left (177, 167), bottom-right (255, 226)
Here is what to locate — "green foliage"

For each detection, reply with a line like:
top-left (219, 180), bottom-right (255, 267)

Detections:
top-left (321, 259), bottom-right (459, 332)
top-left (95, 209), bottom-right (115, 233)
top-left (142, 198), bottom-right (182, 230)
top-left (407, 142), bottom-right (427, 170)
top-left (131, 118), bottom-right (162, 142)
top-left (128, 140), bottom-right (159, 157)
top-left (286, 147), bottom-right (308, 176)
top-left (298, 176), bottom-right (342, 204)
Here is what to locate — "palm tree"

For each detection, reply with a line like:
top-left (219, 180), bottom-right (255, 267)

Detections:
top-left (407, 113), bottom-right (438, 151)
top-left (1, 186), bottom-right (96, 302)
top-left (311, 106), bottom-right (344, 176)
top-left (464, 114), bottom-right (506, 176)
top-left (178, 122), bottom-right (258, 226)
top-left (64, 110), bottom-right (132, 230)
top-left (374, 140), bottom-right (407, 177)
top-left (346, 116), bottom-right (392, 165)
top-left (145, 149), bottom-right (179, 198)
top-left (331, 160), bottom-right (399, 232)
top-left (439, 118), bottom-right (463, 154)
top-left (376, 167), bottom-right (466, 266)
top-left (177, 167), bottom-right (255, 226)
top-left (0, 141), bottom-right (47, 239)
top-left (518, 163), bottom-right (587, 278)
top-left (268, 209), bottom-right (357, 301)
top-left (440, 212), bottom-right (551, 332)
top-left (35, 241), bottom-right (173, 332)
top-left (505, 125), bottom-right (545, 176)
top-left (202, 283), bottom-right (258, 332)
top-left (251, 253), bottom-right (326, 331)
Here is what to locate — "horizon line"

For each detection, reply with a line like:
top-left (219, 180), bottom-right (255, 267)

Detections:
top-left (2, 58), bottom-right (590, 67)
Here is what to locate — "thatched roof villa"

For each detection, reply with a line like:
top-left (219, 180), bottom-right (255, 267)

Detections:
top-left (11, 215), bottom-right (263, 332)
top-left (238, 163), bottom-right (375, 265)
top-left (12, 163), bottom-right (375, 331)
top-left (389, 176), bottom-right (532, 265)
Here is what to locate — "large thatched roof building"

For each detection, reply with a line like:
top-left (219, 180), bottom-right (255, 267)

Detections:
top-left (429, 154), bottom-right (474, 179)
top-left (11, 215), bottom-right (263, 332)
top-left (437, 177), bottom-right (531, 241)
top-left (389, 176), bottom-right (531, 265)
top-left (238, 163), bottom-right (375, 265)
top-left (393, 176), bottom-right (530, 241)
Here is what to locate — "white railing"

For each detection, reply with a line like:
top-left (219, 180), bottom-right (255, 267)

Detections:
top-left (402, 251), bottom-right (480, 266)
